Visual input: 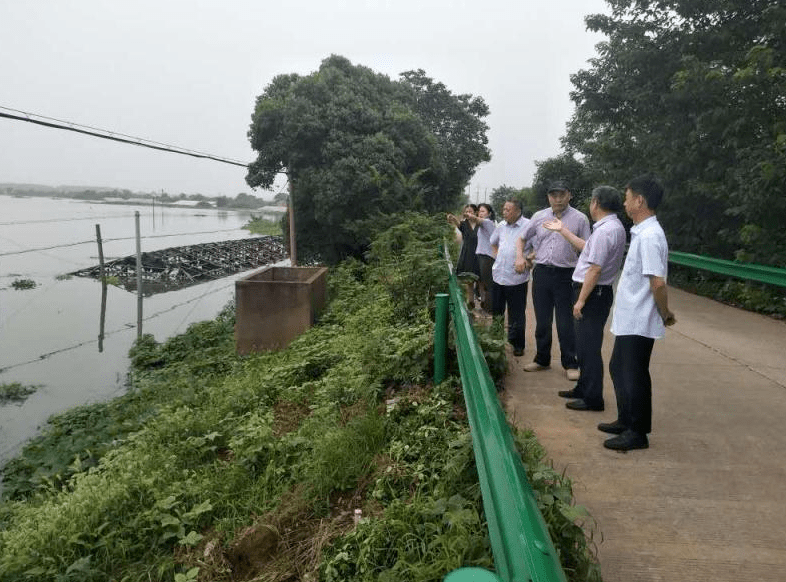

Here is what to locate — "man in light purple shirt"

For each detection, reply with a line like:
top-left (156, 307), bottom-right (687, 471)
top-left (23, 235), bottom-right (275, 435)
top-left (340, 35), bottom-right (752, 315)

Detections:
top-left (489, 199), bottom-right (530, 356)
top-left (543, 186), bottom-right (626, 412)
top-left (515, 181), bottom-right (590, 379)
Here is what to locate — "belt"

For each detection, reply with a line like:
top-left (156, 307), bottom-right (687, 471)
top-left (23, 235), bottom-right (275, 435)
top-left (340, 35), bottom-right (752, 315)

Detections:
top-left (572, 281), bottom-right (612, 289)
top-left (535, 264), bottom-right (574, 272)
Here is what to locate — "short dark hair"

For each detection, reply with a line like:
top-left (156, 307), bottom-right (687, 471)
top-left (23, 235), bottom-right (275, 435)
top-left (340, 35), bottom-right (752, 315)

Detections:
top-left (626, 174), bottom-right (664, 210)
top-left (478, 202), bottom-right (496, 221)
top-left (505, 198), bottom-right (523, 213)
top-left (591, 185), bottom-right (622, 213)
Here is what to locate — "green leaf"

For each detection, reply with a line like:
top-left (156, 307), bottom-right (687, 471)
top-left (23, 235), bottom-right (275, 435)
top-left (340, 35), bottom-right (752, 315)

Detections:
top-left (160, 514), bottom-right (181, 528)
top-left (65, 556), bottom-right (91, 574)
top-left (179, 530), bottom-right (204, 547)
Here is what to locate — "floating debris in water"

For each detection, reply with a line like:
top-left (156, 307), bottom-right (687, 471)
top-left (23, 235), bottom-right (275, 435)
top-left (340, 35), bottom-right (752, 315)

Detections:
top-left (11, 279), bottom-right (37, 290)
top-left (0, 382), bottom-right (40, 405)
top-left (70, 236), bottom-right (287, 296)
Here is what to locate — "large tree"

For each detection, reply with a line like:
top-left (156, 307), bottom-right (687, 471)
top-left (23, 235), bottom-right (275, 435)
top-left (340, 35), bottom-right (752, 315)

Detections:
top-left (246, 55), bottom-right (490, 263)
top-left (564, 0), bottom-right (786, 263)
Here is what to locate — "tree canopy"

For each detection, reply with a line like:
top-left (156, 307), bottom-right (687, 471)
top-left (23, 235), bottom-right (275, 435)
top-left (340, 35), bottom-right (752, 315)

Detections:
top-left (532, 154), bottom-right (595, 214)
top-left (489, 185), bottom-right (539, 219)
top-left (564, 0), bottom-right (786, 264)
top-left (246, 55), bottom-right (490, 263)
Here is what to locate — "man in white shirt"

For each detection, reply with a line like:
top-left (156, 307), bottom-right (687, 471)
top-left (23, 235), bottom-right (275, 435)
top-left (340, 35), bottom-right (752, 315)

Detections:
top-left (489, 199), bottom-right (530, 356)
top-left (600, 174), bottom-right (676, 451)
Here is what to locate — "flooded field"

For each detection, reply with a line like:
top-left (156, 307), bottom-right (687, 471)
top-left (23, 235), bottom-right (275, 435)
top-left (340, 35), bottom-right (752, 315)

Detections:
top-left (0, 195), bottom-right (284, 463)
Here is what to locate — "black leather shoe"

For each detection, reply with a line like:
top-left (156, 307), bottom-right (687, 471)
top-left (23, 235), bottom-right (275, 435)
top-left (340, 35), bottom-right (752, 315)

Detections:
top-left (558, 389), bottom-right (580, 399)
top-left (512, 347), bottom-right (524, 357)
top-left (603, 430), bottom-right (648, 451)
top-left (597, 421), bottom-right (626, 434)
top-left (566, 399), bottom-right (604, 411)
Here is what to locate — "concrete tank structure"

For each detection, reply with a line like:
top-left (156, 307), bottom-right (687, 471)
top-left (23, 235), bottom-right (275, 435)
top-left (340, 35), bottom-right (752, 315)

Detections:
top-left (235, 265), bottom-right (328, 353)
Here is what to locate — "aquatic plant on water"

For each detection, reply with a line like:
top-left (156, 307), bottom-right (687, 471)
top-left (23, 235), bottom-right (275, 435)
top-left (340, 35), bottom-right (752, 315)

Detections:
top-left (10, 278), bottom-right (36, 290)
top-left (0, 382), bottom-right (40, 405)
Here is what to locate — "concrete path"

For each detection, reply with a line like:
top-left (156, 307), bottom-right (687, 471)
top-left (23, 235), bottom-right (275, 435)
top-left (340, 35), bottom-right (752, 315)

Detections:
top-left (502, 287), bottom-right (786, 581)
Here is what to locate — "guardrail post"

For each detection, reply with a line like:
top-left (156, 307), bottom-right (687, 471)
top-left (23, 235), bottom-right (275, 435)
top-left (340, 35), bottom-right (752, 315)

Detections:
top-left (434, 293), bottom-right (449, 384)
top-left (444, 566), bottom-right (503, 581)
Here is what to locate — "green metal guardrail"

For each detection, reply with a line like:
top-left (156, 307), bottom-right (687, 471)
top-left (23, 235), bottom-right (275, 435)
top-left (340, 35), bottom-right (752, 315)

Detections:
top-left (432, 248), bottom-right (783, 580)
top-left (438, 249), bottom-right (567, 582)
top-left (669, 251), bottom-right (786, 288)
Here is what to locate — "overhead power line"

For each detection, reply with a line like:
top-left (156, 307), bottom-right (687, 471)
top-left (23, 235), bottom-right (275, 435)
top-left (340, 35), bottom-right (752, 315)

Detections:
top-left (0, 227), bottom-right (252, 257)
top-left (0, 105), bottom-right (249, 168)
top-left (0, 213), bottom-right (137, 227)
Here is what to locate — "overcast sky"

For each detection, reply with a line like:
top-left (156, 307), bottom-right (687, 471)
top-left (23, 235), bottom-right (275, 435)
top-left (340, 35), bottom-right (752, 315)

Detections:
top-left (0, 0), bottom-right (609, 200)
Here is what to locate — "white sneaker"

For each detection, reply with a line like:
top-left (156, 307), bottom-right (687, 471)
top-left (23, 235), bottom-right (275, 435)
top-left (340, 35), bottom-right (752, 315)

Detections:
top-left (523, 362), bottom-right (550, 372)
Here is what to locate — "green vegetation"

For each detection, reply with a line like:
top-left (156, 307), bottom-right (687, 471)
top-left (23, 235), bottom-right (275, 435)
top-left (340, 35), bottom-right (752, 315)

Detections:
top-left (243, 214), bottom-right (283, 236)
top-left (0, 383), bottom-right (40, 405)
top-left (0, 214), bottom-right (599, 581)
top-left (541, 1), bottom-right (786, 267)
top-left (488, 153), bottom-right (596, 219)
top-left (669, 265), bottom-right (786, 320)
top-left (489, 185), bottom-right (538, 218)
top-left (213, 192), bottom-right (267, 210)
top-left (246, 55), bottom-right (490, 264)
top-left (10, 279), bottom-right (36, 290)
top-left (487, 2), bottom-right (786, 321)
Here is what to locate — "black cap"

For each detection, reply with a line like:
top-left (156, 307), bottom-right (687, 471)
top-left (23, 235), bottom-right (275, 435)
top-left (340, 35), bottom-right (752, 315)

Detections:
top-left (547, 180), bottom-right (570, 193)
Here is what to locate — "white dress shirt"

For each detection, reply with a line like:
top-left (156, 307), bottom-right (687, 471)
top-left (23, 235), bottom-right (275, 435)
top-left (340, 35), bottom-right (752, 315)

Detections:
top-left (489, 215), bottom-right (530, 286)
top-left (610, 216), bottom-right (669, 338)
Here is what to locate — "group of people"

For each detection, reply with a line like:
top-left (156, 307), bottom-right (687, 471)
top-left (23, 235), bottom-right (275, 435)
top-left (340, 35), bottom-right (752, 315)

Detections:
top-left (448, 174), bottom-right (676, 451)
top-left (447, 202), bottom-right (498, 315)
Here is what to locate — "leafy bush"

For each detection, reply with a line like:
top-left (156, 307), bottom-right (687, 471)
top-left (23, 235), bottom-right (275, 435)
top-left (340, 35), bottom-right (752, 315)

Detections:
top-left (242, 216), bottom-right (282, 236)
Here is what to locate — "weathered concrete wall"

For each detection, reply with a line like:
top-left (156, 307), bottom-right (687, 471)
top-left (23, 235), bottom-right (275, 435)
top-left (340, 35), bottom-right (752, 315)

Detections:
top-left (235, 266), bottom-right (328, 354)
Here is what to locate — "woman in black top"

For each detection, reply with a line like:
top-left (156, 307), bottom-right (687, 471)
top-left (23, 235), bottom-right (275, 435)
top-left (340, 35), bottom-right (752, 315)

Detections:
top-left (447, 204), bottom-right (480, 308)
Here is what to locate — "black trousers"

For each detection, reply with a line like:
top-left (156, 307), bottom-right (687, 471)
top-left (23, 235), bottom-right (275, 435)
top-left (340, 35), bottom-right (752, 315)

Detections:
top-left (532, 265), bottom-right (578, 369)
top-left (573, 283), bottom-right (614, 407)
top-left (491, 281), bottom-right (528, 351)
top-left (609, 335), bottom-right (655, 435)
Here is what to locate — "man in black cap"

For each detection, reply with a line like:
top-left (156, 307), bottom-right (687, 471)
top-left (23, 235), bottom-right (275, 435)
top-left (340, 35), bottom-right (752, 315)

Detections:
top-left (515, 180), bottom-right (590, 380)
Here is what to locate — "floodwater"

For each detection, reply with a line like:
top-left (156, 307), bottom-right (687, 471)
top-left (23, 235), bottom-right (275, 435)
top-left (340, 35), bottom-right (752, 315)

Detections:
top-left (0, 195), bottom-right (283, 464)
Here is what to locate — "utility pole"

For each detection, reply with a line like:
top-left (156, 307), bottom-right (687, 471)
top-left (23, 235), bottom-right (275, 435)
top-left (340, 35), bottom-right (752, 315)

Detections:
top-left (96, 224), bottom-right (106, 352)
top-left (287, 177), bottom-right (297, 266)
top-left (135, 211), bottom-right (143, 337)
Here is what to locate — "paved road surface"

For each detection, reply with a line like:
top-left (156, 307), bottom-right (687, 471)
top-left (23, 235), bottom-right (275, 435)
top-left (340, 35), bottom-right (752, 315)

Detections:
top-left (502, 286), bottom-right (786, 581)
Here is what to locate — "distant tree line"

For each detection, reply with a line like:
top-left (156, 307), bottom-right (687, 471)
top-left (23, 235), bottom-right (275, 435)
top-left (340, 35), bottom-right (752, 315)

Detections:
top-left (1, 185), bottom-right (277, 210)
